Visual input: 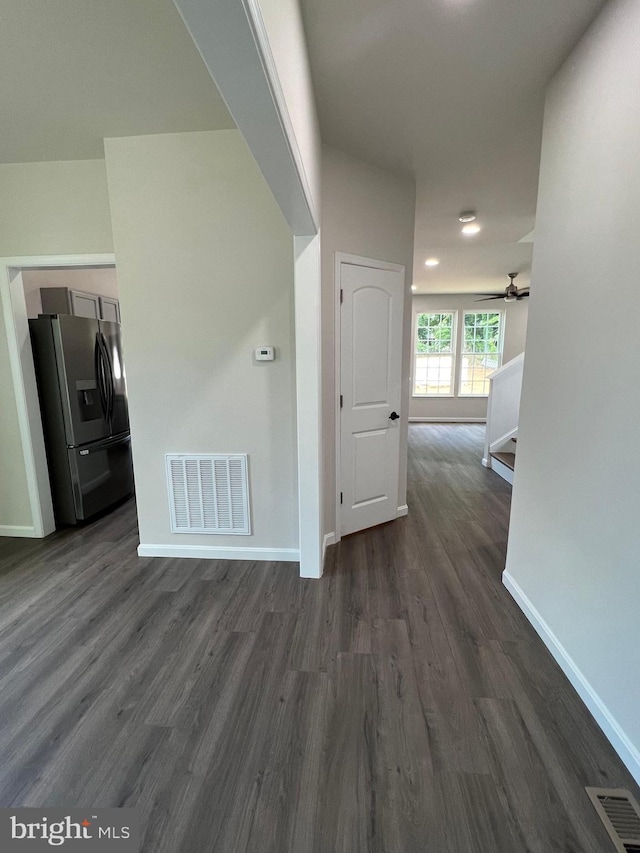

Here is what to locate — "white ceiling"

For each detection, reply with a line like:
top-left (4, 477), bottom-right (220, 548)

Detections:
top-left (0, 0), bottom-right (234, 164)
top-left (0, 0), bottom-right (607, 294)
top-left (300, 0), bottom-right (607, 293)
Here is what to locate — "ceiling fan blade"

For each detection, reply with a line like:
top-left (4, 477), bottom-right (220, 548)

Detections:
top-left (475, 295), bottom-right (505, 302)
top-left (516, 291), bottom-right (530, 299)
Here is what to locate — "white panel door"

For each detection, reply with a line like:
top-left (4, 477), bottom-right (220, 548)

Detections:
top-left (339, 259), bottom-right (404, 536)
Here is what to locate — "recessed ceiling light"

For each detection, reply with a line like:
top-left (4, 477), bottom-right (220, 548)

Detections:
top-left (462, 223), bottom-right (481, 235)
top-left (411, 284), bottom-right (417, 291)
top-left (459, 211), bottom-right (476, 223)
top-left (424, 258), bottom-right (440, 267)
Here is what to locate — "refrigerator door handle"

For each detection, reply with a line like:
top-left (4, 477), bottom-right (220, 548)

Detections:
top-left (100, 333), bottom-right (114, 422)
top-left (94, 333), bottom-right (108, 418)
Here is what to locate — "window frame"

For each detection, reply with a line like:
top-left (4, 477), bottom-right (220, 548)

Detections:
top-left (411, 309), bottom-right (458, 398)
top-left (457, 309), bottom-right (505, 398)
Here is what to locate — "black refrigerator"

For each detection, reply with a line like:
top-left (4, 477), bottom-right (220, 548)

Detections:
top-left (30, 314), bottom-right (134, 526)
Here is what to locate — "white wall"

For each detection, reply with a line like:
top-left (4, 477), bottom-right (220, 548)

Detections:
top-left (321, 145), bottom-right (415, 536)
top-left (0, 160), bottom-right (114, 257)
top-left (104, 130), bottom-right (299, 556)
top-left (0, 159), bottom-right (114, 535)
top-left (21, 267), bottom-right (118, 319)
top-left (410, 293), bottom-right (528, 421)
top-left (505, 0), bottom-right (640, 784)
top-left (173, 0), bottom-right (322, 569)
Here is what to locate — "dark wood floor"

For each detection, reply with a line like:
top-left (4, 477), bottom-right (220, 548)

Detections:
top-left (0, 424), bottom-right (637, 852)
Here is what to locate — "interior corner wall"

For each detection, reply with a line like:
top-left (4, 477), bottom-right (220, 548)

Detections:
top-left (504, 0), bottom-right (640, 783)
top-left (409, 293), bottom-right (528, 421)
top-left (321, 145), bottom-right (416, 537)
top-left (0, 159), bottom-right (114, 535)
top-left (104, 130), bottom-right (298, 555)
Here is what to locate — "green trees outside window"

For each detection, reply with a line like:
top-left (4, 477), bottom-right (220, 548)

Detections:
top-left (413, 310), bottom-right (503, 397)
top-left (414, 313), bottom-right (454, 395)
top-left (461, 312), bottom-right (502, 395)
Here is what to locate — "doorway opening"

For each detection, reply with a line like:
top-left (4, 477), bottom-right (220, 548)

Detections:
top-left (0, 254), bottom-right (128, 538)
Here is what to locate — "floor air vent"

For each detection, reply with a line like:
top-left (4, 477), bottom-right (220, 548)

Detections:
top-left (166, 454), bottom-right (250, 535)
top-left (586, 788), bottom-right (640, 852)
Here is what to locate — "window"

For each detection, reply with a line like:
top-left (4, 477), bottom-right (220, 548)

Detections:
top-left (459, 312), bottom-right (503, 396)
top-left (413, 312), bottom-right (455, 396)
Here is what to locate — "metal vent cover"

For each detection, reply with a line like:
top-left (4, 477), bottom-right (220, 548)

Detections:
top-left (166, 454), bottom-right (250, 535)
top-left (586, 788), bottom-right (640, 852)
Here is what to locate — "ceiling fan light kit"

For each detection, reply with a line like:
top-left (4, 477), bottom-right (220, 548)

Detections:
top-left (475, 272), bottom-right (530, 303)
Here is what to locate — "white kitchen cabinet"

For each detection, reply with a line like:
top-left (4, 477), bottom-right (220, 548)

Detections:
top-left (99, 296), bottom-right (121, 323)
top-left (70, 290), bottom-right (101, 319)
top-left (40, 287), bottom-right (120, 322)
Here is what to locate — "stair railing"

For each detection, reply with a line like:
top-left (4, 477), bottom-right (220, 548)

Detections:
top-left (482, 352), bottom-right (525, 469)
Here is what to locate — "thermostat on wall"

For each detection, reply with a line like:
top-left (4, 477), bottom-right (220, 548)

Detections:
top-left (255, 346), bottom-right (275, 361)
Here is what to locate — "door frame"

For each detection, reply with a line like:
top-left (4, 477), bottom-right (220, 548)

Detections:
top-left (0, 253), bottom-right (116, 537)
top-left (334, 252), bottom-right (405, 543)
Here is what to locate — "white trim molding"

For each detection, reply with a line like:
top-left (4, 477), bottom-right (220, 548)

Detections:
top-left (173, 0), bottom-right (318, 236)
top-left (138, 544), bottom-right (300, 562)
top-left (0, 525), bottom-right (38, 538)
top-left (503, 570), bottom-right (640, 787)
top-left (294, 235), bottom-right (323, 579)
top-left (396, 504), bottom-right (409, 517)
top-left (241, 0), bottom-right (319, 232)
top-left (409, 417), bottom-right (486, 423)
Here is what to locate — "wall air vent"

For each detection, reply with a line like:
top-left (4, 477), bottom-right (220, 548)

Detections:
top-left (166, 454), bottom-right (250, 535)
top-left (586, 788), bottom-right (640, 852)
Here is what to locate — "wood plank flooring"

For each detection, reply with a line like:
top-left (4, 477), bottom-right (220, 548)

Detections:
top-left (0, 423), bottom-right (637, 851)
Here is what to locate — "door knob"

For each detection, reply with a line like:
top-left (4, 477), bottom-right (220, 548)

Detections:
top-left (389, 411), bottom-right (400, 421)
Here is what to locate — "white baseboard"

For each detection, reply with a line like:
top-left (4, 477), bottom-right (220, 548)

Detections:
top-left (323, 532), bottom-right (336, 557)
top-left (396, 504), bottom-right (408, 517)
top-left (0, 524), bottom-right (38, 538)
top-left (317, 532), bottom-right (336, 578)
top-left (408, 417), bottom-right (486, 423)
top-left (137, 543), bottom-right (300, 562)
top-left (481, 457), bottom-right (492, 468)
top-left (503, 570), bottom-right (640, 787)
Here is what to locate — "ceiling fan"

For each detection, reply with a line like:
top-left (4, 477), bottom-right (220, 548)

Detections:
top-left (476, 273), bottom-right (530, 302)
